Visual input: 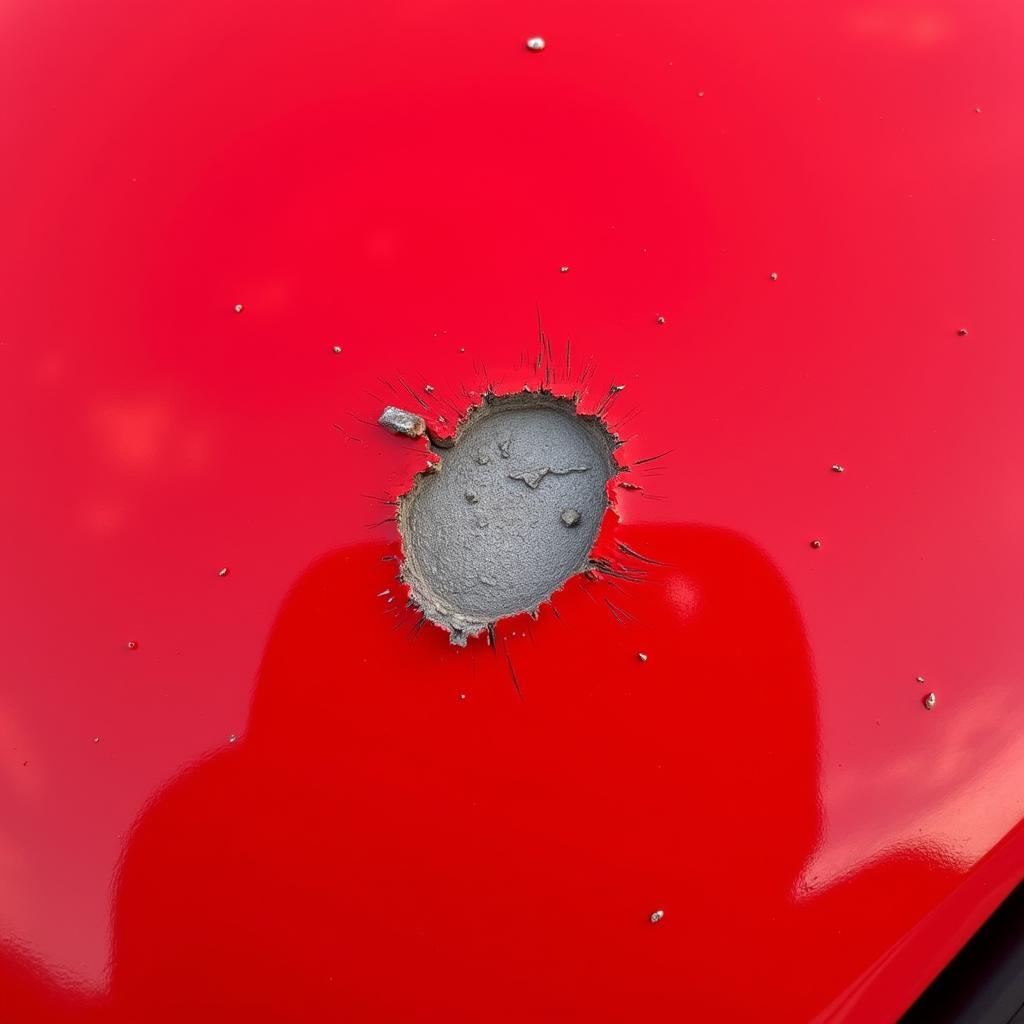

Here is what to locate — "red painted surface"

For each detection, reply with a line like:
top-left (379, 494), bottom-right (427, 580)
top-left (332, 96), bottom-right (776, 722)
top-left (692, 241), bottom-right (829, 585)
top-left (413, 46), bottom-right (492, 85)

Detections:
top-left (2, 0), bottom-right (1023, 1020)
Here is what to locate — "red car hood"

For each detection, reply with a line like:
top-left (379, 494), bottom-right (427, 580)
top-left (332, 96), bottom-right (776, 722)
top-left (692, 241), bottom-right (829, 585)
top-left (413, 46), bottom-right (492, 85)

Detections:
top-left (1, 0), bottom-right (1023, 1020)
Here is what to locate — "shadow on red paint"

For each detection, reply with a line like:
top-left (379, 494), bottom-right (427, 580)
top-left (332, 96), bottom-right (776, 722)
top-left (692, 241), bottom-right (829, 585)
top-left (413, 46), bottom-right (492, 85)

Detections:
top-left (0, 525), bottom-right (960, 1021)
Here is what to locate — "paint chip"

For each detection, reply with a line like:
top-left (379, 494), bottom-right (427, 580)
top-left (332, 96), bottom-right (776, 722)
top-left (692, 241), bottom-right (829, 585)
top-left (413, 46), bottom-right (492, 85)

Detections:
top-left (650, 909), bottom-right (665, 923)
top-left (810, 539), bottom-right (822, 549)
top-left (637, 652), bottom-right (648, 662)
top-left (233, 303), bottom-right (244, 314)
top-left (831, 464), bottom-right (845, 474)
top-left (526, 36), bottom-right (545, 51)
top-left (923, 692), bottom-right (936, 710)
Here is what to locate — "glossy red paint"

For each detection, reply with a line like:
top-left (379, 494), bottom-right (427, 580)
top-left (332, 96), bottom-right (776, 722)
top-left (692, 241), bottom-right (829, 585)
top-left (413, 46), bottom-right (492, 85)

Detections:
top-left (2, 0), bottom-right (1023, 1020)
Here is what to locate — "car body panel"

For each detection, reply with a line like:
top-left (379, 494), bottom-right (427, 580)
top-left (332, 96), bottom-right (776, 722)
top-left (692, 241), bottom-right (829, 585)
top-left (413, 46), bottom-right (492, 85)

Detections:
top-left (1, 0), bottom-right (1023, 1020)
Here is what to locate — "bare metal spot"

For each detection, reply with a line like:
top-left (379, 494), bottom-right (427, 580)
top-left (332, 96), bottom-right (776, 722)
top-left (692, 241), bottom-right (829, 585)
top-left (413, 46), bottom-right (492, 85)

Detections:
top-left (398, 392), bottom-right (617, 645)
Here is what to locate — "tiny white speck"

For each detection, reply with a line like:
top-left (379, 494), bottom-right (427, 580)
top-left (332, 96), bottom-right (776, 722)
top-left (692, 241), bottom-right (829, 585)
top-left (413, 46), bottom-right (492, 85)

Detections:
top-left (559, 265), bottom-right (569, 273)
top-left (656, 315), bottom-right (666, 324)
top-left (526, 36), bottom-right (545, 51)
top-left (233, 303), bottom-right (244, 314)
top-left (228, 734), bottom-right (237, 743)
top-left (127, 640), bottom-right (138, 650)
top-left (923, 692), bottom-right (937, 710)
top-left (332, 345), bottom-right (342, 354)
top-left (650, 909), bottom-right (665, 923)
top-left (217, 567), bottom-right (230, 577)
top-left (93, 737), bottom-right (100, 743)
top-left (637, 652), bottom-right (648, 662)
top-left (769, 271), bottom-right (779, 281)
top-left (425, 384), bottom-right (435, 393)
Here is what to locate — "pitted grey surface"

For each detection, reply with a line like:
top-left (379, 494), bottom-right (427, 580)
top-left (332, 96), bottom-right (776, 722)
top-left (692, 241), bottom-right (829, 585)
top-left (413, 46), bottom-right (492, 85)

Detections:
top-left (398, 393), bottom-right (616, 644)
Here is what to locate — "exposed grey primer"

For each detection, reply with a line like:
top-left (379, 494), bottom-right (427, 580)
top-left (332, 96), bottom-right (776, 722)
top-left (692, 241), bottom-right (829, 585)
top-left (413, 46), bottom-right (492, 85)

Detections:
top-left (379, 405), bottom-right (427, 438)
top-left (509, 465), bottom-right (589, 490)
top-left (398, 392), bottom-right (618, 646)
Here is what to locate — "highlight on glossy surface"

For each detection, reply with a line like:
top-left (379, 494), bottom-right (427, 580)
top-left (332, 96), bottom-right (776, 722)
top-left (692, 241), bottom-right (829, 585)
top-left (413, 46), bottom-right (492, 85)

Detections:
top-left (1, 0), bottom-right (1023, 1021)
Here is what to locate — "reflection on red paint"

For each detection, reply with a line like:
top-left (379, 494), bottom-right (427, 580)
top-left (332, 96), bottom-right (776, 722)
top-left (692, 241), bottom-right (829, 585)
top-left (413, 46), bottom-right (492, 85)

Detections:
top-left (0, 526), bottom-right (962, 1021)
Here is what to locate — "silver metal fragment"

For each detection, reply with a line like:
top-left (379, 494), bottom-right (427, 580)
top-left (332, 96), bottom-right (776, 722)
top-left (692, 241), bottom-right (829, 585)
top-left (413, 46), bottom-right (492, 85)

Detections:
top-left (379, 405), bottom-right (427, 438)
